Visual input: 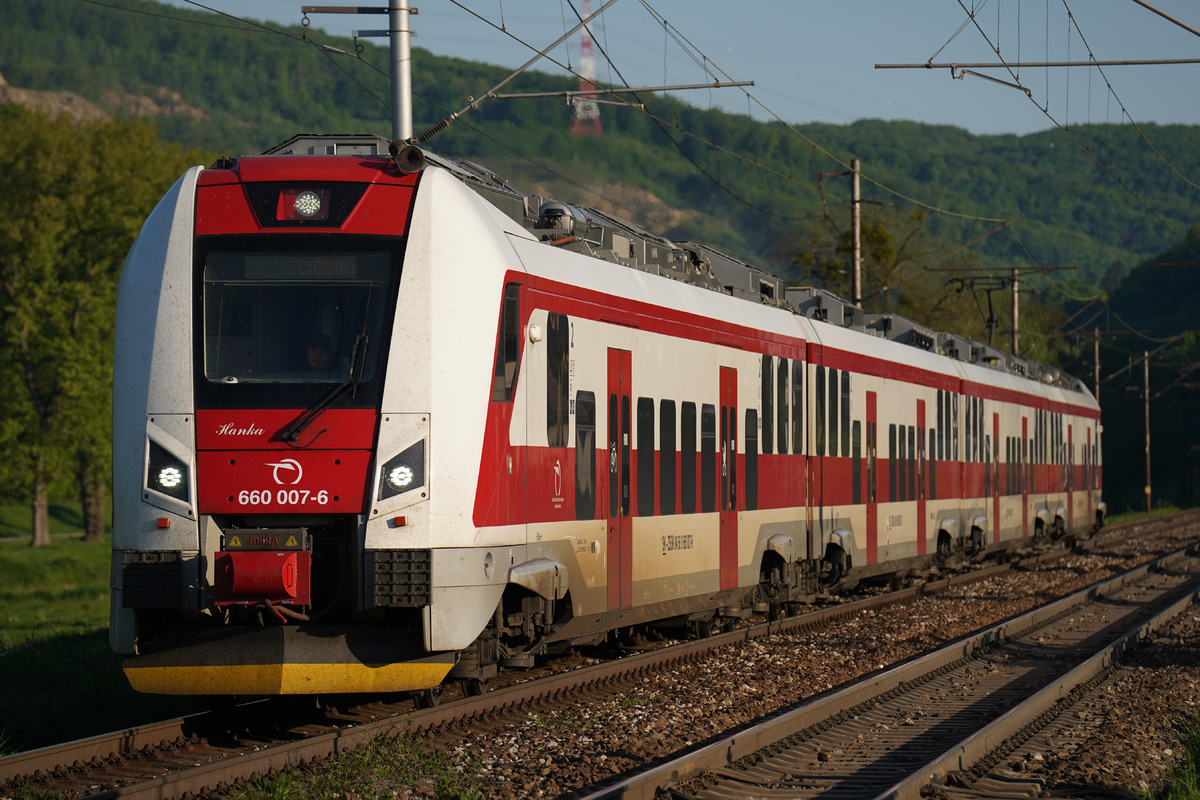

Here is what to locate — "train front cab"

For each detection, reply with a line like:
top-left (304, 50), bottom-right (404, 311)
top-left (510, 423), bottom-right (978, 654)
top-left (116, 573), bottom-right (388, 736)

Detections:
top-left (110, 157), bottom-right (483, 695)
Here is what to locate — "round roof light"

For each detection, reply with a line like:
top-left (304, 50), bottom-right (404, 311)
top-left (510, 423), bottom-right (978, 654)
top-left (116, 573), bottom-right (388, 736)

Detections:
top-left (294, 190), bottom-right (323, 218)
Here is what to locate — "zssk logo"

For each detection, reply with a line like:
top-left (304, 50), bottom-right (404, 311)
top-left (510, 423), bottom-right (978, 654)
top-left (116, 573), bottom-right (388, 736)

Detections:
top-left (265, 458), bottom-right (303, 485)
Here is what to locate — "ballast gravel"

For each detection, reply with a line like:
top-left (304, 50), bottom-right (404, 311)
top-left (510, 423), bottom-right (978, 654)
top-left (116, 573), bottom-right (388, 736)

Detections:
top-left (369, 527), bottom-right (1200, 799)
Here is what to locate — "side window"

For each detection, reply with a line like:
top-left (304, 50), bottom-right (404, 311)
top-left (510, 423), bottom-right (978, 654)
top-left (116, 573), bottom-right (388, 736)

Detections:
top-left (928, 426), bottom-right (937, 500)
top-left (828, 368), bottom-right (839, 458)
top-left (889, 423), bottom-right (897, 502)
top-left (777, 357), bottom-right (788, 455)
top-left (953, 394), bottom-right (959, 462)
top-left (491, 282), bottom-right (522, 402)
top-left (745, 409), bottom-right (758, 511)
top-left (984, 434), bottom-right (991, 498)
top-left (546, 312), bottom-right (569, 446)
top-left (898, 424), bottom-right (908, 501)
top-left (908, 426), bottom-right (916, 502)
top-left (701, 404), bottom-right (716, 513)
top-left (852, 420), bottom-right (862, 505)
top-left (660, 400), bottom-right (677, 516)
top-left (841, 370), bottom-right (851, 458)
top-left (791, 361), bottom-right (804, 455)
top-left (574, 391), bottom-right (595, 520)
top-left (761, 355), bottom-right (773, 456)
top-left (977, 400), bottom-right (985, 466)
top-left (637, 397), bottom-right (655, 517)
top-left (680, 402), bottom-right (697, 514)
top-left (937, 389), bottom-right (945, 461)
top-left (815, 366), bottom-right (826, 456)
top-left (965, 396), bottom-right (973, 463)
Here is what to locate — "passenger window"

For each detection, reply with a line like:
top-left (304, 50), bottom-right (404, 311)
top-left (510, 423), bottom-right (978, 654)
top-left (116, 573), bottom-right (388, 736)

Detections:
top-left (761, 355), bottom-right (773, 456)
top-left (777, 357), bottom-right (788, 455)
top-left (840, 371), bottom-right (851, 458)
top-left (889, 424), bottom-right (897, 502)
top-left (828, 368), bottom-right (839, 458)
top-left (575, 391), bottom-right (595, 520)
top-left (546, 312), bottom-right (569, 446)
top-left (491, 283), bottom-right (522, 402)
top-left (701, 404), bottom-right (716, 513)
top-left (637, 397), bottom-right (655, 517)
top-left (745, 409), bottom-right (758, 511)
top-left (815, 366), bottom-right (826, 457)
top-left (852, 420), bottom-right (861, 505)
top-left (791, 362), bottom-right (803, 455)
top-left (660, 400), bottom-right (677, 516)
top-left (908, 426), bottom-right (916, 502)
top-left (928, 426), bottom-right (937, 500)
top-left (680, 402), bottom-right (697, 514)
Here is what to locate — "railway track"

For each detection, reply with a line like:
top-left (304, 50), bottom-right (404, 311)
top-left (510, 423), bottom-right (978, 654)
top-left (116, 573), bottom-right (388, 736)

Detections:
top-left (581, 534), bottom-right (1200, 799)
top-left (2, 509), bottom-right (1197, 800)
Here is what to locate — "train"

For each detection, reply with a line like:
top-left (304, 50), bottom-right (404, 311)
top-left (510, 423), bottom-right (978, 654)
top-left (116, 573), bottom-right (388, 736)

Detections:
top-left (110, 133), bottom-right (1105, 698)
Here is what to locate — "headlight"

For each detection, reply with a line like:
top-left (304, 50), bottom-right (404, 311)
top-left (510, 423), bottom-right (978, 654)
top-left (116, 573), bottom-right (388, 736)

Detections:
top-left (378, 440), bottom-right (425, 501)
top-left (147, 440), bottom-right (190, 502)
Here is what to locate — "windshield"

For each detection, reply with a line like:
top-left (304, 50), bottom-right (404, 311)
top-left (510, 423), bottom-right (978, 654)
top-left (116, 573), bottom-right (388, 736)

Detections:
top-left (203, 251), bottom-right (390, 385)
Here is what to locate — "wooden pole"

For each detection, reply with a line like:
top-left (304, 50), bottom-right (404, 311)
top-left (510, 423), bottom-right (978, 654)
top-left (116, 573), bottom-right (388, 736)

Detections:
top-left (852, 159), bottom-right (862, 307)
top-left (1145, 351), bottom-right (1152, 513)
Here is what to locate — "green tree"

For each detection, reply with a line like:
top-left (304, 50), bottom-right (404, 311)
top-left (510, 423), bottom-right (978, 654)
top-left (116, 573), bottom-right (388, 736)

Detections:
top-left (789, 206), bottom-right (1065, 362)
top-left (0, 106), bottom-right (203, 546)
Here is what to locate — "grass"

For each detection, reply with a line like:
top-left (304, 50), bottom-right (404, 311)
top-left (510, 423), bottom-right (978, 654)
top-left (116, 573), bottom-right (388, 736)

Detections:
top-left (1107, 501), bottom-right (1190, 528)
top-left (0, 502), bottom-right (90, 541)
top-left (0, 506), bottom-right (205, 755)
top-left (1151, 720), bottom-right (1200, 799)
top-left (233, 731), bottom-right (484, 800)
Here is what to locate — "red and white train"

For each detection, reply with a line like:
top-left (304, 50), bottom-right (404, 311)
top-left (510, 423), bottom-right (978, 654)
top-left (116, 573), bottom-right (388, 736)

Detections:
top-left (111, 134), bottom-right (1104, 697)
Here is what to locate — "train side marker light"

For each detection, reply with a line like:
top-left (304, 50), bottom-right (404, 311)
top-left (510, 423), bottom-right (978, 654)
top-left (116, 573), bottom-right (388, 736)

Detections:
top-left (393, 516), bottom-right (407, 527)
top-left (157, 518), bottom-right (170, 528)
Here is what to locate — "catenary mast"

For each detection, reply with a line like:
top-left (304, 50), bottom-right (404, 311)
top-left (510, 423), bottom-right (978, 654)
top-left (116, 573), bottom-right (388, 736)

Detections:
top-left (571, 0), bottom-right (602, 136)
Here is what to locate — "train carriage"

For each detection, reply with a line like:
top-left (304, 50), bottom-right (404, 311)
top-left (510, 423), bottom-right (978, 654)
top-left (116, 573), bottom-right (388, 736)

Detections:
top-left (111, 134), bottom-right (1104, 696)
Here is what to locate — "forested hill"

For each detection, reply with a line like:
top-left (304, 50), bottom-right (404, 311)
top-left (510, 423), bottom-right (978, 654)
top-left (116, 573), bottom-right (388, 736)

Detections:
top-left (2, 0), bottom-right (1198, 288)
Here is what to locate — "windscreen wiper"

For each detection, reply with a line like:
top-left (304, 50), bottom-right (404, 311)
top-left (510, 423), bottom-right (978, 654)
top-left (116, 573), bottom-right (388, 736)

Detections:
top-left (278, 334), bottom-right (369, 445)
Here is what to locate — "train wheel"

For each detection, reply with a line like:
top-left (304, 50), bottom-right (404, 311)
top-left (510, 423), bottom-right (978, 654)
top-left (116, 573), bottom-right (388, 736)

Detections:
top-left (414, 684), bottom-right (443, 709)
top-left (460, 678), bottom-right (489, 697)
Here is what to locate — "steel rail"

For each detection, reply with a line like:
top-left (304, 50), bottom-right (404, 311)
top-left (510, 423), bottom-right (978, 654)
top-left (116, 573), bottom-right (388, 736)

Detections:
top-left (576, 535), bottom-right (1200, 800)
top-left (2, 509), bottom-right (1193, 797)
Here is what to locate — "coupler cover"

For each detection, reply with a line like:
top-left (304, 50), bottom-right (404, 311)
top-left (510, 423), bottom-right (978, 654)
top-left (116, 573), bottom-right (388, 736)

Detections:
top-left (215, 528), bottom-right (311, 605)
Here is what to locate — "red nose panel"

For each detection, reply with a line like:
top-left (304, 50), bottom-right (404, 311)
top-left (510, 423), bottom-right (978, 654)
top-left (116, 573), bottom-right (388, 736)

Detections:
top-left (197, 450), bottom-right (372, 514)
top-left (214, 550), bottom-right (311, 606)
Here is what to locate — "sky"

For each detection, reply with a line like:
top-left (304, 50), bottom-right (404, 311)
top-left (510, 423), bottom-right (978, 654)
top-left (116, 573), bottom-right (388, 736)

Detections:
top-left (159, 0), bottom-right (1200, 137)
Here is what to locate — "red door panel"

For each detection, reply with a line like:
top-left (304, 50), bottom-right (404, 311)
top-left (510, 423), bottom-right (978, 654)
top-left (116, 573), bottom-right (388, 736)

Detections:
top-left (607, 349), bottom-right (633, 610)
top-left (720, 366), bottom-right (738, 590)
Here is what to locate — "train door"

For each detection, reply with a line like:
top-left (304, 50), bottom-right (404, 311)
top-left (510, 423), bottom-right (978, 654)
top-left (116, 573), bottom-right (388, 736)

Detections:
top-left (866, 391), bottom-right (878, 563)
top-left (719, 366), bottom-right (738, 590)
top-left (1020, 416), bottom-right (1028, 538)
top-left (607, 348), bottom-right (632, 610)
top-left (995, 413), bottom-right (1003, 541)
top-left (1086, 426), bottom-right (1093, 525)
top-left (917, 399), bottom-right (926, 555)
top-left (1067, 424), bottom-right (1074, 530)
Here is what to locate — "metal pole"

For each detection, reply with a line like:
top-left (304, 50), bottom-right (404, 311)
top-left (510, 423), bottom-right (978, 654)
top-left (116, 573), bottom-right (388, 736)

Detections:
top-left (851, 158), bottom-right (862, 307)
top-left (1093, 328), bottom-right (1100, 396)
top-left (1144, 351), bottom-right (1151, 513)
top-left (390, 0), bottom-right (412, 141)
top-left (1011, 268), bottom-right (1019, 355)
